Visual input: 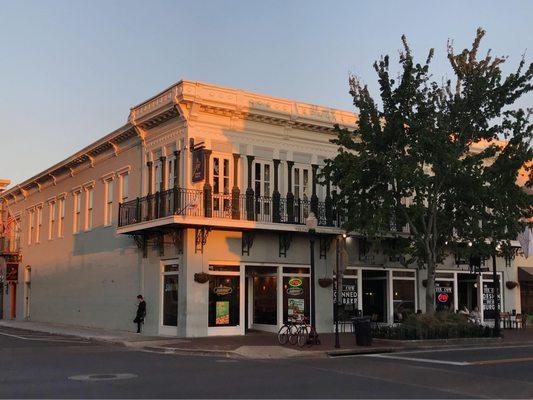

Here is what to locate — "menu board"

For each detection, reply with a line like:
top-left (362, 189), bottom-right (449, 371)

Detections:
top-left (482, 282), bottom-right (501, 320)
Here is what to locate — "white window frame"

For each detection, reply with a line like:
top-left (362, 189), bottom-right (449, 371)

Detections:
top-left (48, 200), bottom-right (56, 240)
top-left (118, 172), bottom-right (129, 203)
top-left (28, 208), bottom-right (35, 245)
top-left (35, 205), bottom-right (43, 244)
top-left (103, 178), bottom-right (114, 226)
top-left (84, 184), bottom-right (94, 231)
top-left (57, 195), bottom-right (66, 238)
top-left (73, 189), bottom-right (82, 234)
top-left (292, 164), bottom-right (311, 201)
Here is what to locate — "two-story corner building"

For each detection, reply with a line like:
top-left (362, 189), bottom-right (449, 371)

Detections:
top-left (0, 80), bottom-right (524, 337)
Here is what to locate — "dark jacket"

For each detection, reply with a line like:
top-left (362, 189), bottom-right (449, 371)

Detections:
top-left (136, 300), bottom-right (146, 321)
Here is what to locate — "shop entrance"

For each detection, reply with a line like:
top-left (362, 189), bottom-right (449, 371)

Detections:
top-left (458, 273), bottom-right (479, 312)
top-left (362, 270), bottom-right (387, 322)
top-left (246, 266), bottom-right (278, 332)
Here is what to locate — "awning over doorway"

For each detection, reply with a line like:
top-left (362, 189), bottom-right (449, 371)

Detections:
top-left (518, 267), bottom-right (533, 282)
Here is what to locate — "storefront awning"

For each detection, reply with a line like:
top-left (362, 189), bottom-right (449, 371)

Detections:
top-left (518, 267), bottom-right (533, 282)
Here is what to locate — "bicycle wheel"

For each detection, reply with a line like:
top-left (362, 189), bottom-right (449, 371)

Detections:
top-left (277, 325), bottom-right (290, 345)
top-left (288, 325), bottom-right (299, 345)
top-left (297, 325), bottom-right (309, 347)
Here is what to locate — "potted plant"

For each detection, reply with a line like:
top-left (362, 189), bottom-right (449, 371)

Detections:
top-left (194, 272), bottom-right (209, 284)
top-left (318, 277), bottom-right (333, 288)
top-left (506, 281), bottom-right (518, 290)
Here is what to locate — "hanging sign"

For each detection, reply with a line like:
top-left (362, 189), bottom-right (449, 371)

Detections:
top-left (5, 264), bottom-right (18, 282)
top-left (333, 284), bottom-right (358, 306)
top-left (192, 149), bottom-right (205, 183)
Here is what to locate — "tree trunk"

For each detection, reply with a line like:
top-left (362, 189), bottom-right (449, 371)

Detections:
top-left (425, 258), bottom-right (436, 314)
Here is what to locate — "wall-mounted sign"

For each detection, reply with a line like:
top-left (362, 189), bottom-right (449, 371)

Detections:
top-left (192, 149), bottom-right (205, 183)
top-left (215, 301), bottom-right (230, 325)
top-left (288, 277), bottom-right (303, 287)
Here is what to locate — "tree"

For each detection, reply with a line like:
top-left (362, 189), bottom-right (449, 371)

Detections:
top-left (323, 28), bottom-right (533, 313)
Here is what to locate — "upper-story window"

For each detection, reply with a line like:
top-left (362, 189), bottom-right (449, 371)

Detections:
top-left (85, 186), bottom-right (94, 230)
top-left (73, 191), bottom-right (82, 233)
top-left (48, 201), bottom-right (56, 240)
top-left (119, 173), bottom-right (129, 203)
top-left (293, 166), bottom-right (310, 201)
top-left (28, 209), bottom-right (35, 245)
top-left (36, 205), bottom-right (43, 243)
top-left (168, 157), bottom-right (175, 189)
top-left (154, 161), bottom-right (162, 192)
top-left (58, 196), bottom-right (65, 237)
top-left (212, 156), bottom-right (231, 214)
top-left (13, 216), bottom-right (21, 251)
top-left (254, 161), bottom-right (271, 197)
top-left (104, 179), bottom-right (114, 226)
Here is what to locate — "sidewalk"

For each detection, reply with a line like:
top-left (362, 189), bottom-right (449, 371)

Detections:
top-left (1, 319), bottom-right (532, 359)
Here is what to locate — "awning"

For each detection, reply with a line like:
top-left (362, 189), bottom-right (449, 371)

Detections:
top-left (518, 267), bottom-right (533, 282)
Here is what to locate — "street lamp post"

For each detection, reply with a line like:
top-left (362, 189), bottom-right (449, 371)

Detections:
top-left (334, 235), bottom-right (341, 348)
top-left (306, 213), bottom-right (318, 330)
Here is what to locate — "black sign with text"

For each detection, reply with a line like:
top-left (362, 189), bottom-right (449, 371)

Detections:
top-left (192, 149), bottom-right (205, 182)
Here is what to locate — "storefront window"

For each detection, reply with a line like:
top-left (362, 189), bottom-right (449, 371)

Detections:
top-left (393, 280), bottom-right (415, 322)
top-left (283, 276), bottom-right (310, 323)
top-left (209, 275), bottom-right (240, 327)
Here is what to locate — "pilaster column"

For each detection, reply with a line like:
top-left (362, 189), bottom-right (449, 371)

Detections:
top-left (311, 164), bottom-right (319, 217)
top-left (146, 161), bottom-right (153, 220)
top-left (272, 159), bottom-right (281, 223)
top-left (325, 178), bottom-right (333, 226)
top-left (203, 150), bottom-right (212, 218)
top-left (173, 150), bottom-right (181, 214)
top-left (246, 155), bottom-right (255, 221)
top-left (286, 161), bottom-right (294, 223)
top-left (232, 154), bottom-right (241, 219)
top-left (160, 156), bottom-right (167, 216)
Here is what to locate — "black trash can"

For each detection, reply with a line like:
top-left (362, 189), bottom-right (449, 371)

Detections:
top-left (353, 317), bottom-right (372, 346)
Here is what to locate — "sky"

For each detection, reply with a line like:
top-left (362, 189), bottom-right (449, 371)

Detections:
top-left (1, 0), bottom-right (532, 188)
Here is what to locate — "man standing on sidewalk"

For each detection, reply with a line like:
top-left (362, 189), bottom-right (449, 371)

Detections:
top-left (134, 295), bottom-right (146, 334)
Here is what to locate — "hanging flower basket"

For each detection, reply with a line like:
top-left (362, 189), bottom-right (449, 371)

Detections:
top-left (318, 278), bottom-right (333, 288)
top-left (506, 281), bottom-right (518, 290)
top-left (194, 272), bottom-right (209, 284)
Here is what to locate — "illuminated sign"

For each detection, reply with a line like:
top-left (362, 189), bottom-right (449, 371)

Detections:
top-left (437, 293), bottom-right (449, 303)
top-left (288, 277), bottom-right (303, 287)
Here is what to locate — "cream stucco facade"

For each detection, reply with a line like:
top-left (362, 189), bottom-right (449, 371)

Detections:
top-left (0, 80), bottom-right (525, 336)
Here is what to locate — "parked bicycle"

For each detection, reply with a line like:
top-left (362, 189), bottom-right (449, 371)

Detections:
top-left (277, 317), bottom-right (321, 347)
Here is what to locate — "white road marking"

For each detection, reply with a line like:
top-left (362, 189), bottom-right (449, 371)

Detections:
top-left (0, 330), bottom-right (89, 343)
top-left (390, 344), bottom-right (533, 356)
top-left (365, 353), bottom-right (470, 366)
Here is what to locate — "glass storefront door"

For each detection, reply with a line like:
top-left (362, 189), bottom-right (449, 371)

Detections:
top-left (252, 273), bottom-right (277, 325)
top-left (283, 276), bottom-right (310, 323)
top-left (160, 261), bottom-right (179, 335)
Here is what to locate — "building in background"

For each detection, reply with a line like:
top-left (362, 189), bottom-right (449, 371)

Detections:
top-left (0, 81), bottom-right (524, 336)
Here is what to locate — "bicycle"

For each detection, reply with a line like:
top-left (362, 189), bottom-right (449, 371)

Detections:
top-left (277, 319), bottom-right (300, 345)
top-left (296, 317), bottom-right (321, 347)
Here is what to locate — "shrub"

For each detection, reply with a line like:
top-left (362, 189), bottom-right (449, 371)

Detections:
top-left (372, 312), bottom-right (496, 340)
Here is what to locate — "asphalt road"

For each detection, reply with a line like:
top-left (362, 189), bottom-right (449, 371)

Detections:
top-left (1, 326), bottom-right (533, 398)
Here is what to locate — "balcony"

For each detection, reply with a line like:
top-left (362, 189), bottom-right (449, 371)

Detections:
top-left (117, 187), bottom-right (343, 233)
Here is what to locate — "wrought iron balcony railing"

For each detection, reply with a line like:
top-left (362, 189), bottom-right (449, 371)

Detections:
top-left (118, 187), bottom-right (343, 229)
